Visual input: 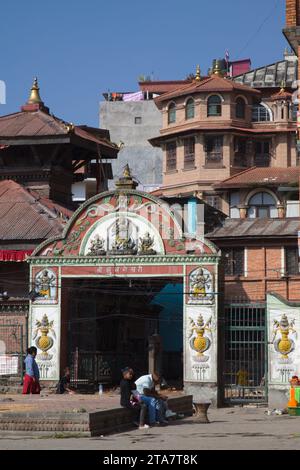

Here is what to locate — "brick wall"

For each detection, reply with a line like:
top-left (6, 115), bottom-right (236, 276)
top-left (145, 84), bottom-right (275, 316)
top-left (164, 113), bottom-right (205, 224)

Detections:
top-left (286, 0), bottom-right (298, 27)
top-left (0, 305), bottom-right (28, 354)
top-left (223, 244), bottom-right (300, 302)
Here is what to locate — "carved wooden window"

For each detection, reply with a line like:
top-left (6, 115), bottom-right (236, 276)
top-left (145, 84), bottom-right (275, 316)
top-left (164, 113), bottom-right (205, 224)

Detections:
top-left (236, 98), bottom-right (246, 119)
top-left (207, 95), bottom-right (222, 117)
top-left (205, 135), bottom-right (223, 165)
top-left (185, 98), bottom-right (195, 120)
top-left (168, 103), bottom-right (176, 124)
top-left (223, 248), bottom-right (245, 276)
top-left (166, 142), bottom-right (177, 171)
top-left (286, 247), bottom-right (299, 275)
top-left (254, 140), bottom-right (271, 167)
top-left (184, 137), bottom-right (195, 168)
top-left (234, 137), bottom-right (248, 167)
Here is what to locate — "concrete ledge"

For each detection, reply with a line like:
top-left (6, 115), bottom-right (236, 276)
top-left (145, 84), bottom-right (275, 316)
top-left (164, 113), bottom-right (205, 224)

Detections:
top-left (0, 395), bottom-right (193, 436)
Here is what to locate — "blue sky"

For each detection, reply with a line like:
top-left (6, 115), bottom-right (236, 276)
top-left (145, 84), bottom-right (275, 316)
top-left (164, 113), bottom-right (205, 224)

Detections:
top-left (0, 0), bottom-right (287, 126)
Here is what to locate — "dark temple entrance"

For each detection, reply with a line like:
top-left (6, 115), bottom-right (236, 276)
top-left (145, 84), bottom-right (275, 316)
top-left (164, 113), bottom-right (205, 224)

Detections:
top-left (63, 277), bottom-right (183, 387)
top-left (223, 302), bottom-right (267, 404)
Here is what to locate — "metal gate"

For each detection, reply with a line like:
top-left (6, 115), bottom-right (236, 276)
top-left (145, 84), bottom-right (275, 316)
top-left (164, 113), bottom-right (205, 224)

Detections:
top-left (223, 302), bottom-right (267, 404)
top-left (0, 322), bottom-right (26, 383)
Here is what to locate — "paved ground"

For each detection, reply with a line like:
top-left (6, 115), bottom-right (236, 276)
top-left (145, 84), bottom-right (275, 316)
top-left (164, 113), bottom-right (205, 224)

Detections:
top-left (0, 407), bottom-right (300, 450)
top-left (0, 392), bottom-right (122, 414)
top-left (0, 390), bottom-right (183, 414)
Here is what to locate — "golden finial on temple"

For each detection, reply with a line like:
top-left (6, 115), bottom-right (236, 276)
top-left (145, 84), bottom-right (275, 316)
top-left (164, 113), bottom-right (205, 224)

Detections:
top-left (213, 60), bottom-right (223, 77)
top-left (123, 163), bottom-right (131, 178)
top-left (27, 77), bottom-right (43, 104)
top-left (195, 65), bottom-right (201, 81)
top-left (280, 80), bottom-right (286, 93)
top-left (115, 164), bottom-right (138, 190)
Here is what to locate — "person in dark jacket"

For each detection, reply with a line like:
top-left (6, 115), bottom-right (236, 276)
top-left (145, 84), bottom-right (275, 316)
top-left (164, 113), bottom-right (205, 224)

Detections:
top-left (56, 367), bottom-right (75, 394)
top-left (120, 367), bottom-right (148, 429)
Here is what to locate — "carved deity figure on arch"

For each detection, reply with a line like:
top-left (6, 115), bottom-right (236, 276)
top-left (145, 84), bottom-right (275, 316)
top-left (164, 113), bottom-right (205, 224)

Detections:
top-left (35, 269), bottom-right (56, 299)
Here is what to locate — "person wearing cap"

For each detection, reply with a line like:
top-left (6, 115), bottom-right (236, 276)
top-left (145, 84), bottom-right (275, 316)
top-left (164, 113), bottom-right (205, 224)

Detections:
top-left (120, 367), bottom-right (149, 430)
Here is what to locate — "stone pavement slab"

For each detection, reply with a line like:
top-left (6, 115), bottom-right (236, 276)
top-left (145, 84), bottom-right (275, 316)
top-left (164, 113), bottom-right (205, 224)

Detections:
top-left (0, 390), bottom-right (185, 414)
top-left (0, 391), bottom-right (191, 436)
top-left (0, 407), bottom-right (300, 450)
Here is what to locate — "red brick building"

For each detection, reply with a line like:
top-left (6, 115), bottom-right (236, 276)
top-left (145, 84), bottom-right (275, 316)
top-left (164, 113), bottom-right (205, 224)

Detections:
top-left (208, 167), bottom-right (300, 302)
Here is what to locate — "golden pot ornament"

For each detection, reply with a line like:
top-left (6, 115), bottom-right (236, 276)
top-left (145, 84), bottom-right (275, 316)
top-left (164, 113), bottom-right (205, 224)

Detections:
top-left (33, 314), bottom-right (56, 361)
top-left (272, 314), bottom-right (296, 360)
top-left (189, 314), bottom-right (212, 362)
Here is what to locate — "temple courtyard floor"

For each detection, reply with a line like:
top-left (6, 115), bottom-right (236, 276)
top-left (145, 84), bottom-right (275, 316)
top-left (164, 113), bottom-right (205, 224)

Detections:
top-left (0, 393), bottom-right (299, 449)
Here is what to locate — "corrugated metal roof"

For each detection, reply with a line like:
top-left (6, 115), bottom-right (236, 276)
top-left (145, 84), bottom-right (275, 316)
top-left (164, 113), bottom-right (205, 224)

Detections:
top-left (0, 180), bottom-right (71, 242)
top-left (208, 218), bottom-right (300, 239)
top-left (233, 58), bottom-right (298, 89)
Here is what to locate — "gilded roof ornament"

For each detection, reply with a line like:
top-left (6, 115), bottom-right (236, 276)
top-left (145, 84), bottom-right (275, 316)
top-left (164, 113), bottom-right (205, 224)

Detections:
top-left (115, 164), bottom-right (138, 190)
top-left (213, 61), bottom-right (223, 77)
top-left (27, 77), bottom-right (43, 104)
top-left (195, 65), bottom-right (201, 81)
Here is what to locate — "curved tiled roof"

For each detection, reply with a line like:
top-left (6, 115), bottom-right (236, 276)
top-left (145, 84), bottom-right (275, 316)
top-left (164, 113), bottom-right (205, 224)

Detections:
top-left (0, 110), bottom-right (119, 156)
top-left (0, 180), bottom-right (71, 242)
top-left (154, 75), bottom-right (261, 108)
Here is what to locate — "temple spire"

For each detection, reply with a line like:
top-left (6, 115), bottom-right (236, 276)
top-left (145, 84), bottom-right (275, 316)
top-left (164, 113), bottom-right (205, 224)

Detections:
top-left (115, 164), bottom-right (138, 190)
top-left (212, 60), bottom-right (224, 77)
top-left (27, 77), bottom-right (43, 105)
top-left (21, 77), bottom-right (49, 113)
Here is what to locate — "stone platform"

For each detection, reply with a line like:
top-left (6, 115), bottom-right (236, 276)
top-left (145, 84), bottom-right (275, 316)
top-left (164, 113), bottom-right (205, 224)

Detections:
top-left (0, 391), bottom-right (193, 436)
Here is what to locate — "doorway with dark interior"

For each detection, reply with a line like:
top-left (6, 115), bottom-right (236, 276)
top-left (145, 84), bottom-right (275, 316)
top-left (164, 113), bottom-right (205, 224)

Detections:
top-left (62, 277), bottom-right (183, 389)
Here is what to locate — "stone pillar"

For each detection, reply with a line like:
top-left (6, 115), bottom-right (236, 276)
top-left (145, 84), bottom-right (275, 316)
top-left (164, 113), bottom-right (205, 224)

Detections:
top-left (195, 134), bottom-right (205, 169)
top-left (184, 264), bottom-right (219, 407)
top-left (223, 134), bottom-right (232, 169)
top-left (177, 138), bottom-right (184, 171)
top-left (267, 293), bottom-right (300, 409)
top-left (28, 265), bottom-right (61, 383)
top-left (148, 334), bottom-right (162, 376)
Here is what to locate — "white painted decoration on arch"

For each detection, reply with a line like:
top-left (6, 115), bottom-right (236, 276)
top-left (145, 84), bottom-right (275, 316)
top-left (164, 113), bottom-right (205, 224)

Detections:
top-left (81, 213), bottom-right (165, 255)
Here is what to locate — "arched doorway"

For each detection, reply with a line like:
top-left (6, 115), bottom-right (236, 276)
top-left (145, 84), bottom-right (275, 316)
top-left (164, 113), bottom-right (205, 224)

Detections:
top-left (28, 178), bottom-right (220, 404)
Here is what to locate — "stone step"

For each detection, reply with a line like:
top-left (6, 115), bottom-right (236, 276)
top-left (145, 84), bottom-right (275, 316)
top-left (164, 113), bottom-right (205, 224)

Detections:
top-left (0, 395), bottom-right (193, 436)
top-left (0, 385), bottom-right (23, 394)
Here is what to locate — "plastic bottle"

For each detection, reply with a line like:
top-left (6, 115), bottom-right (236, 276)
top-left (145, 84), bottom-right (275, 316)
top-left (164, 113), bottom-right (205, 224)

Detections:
top-left (99, 384), bottom-right (103, 395)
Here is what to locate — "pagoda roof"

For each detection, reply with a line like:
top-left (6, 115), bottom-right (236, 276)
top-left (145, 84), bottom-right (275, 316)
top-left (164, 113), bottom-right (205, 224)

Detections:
top-left (0, 109), bottom-right (119, 158)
